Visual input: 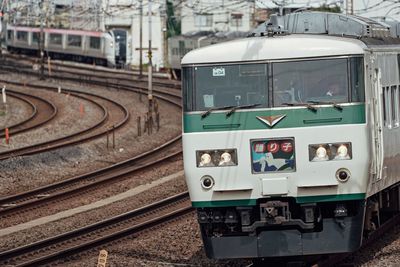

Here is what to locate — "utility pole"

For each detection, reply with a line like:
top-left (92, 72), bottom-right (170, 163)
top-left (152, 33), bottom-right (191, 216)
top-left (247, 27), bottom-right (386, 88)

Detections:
top-left (148, 0), bottom-right (153, 118)
top-left (39, 0), bottom-right (45, 80)
top-left (139, 0), bottom-right (143, 77)
top-left (162, 1), bottom-right (168, 70)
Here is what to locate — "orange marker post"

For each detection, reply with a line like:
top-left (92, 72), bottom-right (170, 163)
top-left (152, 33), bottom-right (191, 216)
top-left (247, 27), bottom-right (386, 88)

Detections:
top-left (79, 103), bottom-right (85, 116)
top-left (5, 128), bottom-right (9, 144)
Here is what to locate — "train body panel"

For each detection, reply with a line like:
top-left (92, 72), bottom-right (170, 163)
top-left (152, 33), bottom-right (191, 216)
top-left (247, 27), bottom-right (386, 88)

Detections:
top-left (181, 12), bottom-right (400, 260)
top-left (183, 122), bottom-right (370, 205)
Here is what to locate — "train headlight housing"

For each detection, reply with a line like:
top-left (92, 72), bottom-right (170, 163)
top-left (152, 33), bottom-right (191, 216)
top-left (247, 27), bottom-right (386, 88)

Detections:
top-left (196, 149), bottom-right (238, 167)
top-left (309, 142), bottom-right (352, 162)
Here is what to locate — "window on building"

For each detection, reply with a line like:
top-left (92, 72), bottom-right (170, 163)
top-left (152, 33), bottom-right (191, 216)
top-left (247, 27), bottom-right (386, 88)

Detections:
top-left (16, 31), bottom-right (28, 42)
top-left (89, 37), bottom-right (101, 49)
top-left (49, 33), bottom-right (62, 45)
top-left (68, 35), bottom-right (82, 47)
top-left (194, 13), bottom-right (213, 27)
top-left (231, 13), bottom-right (243, 27)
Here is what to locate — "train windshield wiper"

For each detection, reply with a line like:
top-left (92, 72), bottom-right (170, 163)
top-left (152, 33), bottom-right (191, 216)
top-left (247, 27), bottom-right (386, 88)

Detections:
top-left (201, 105), bottom-right (236, 119)
top-left (281, 102), bottom-right (318, 112)
top-left (307, 100), bottom-right (343, 111)
top-left (226, 103), bottom-right (262, 117)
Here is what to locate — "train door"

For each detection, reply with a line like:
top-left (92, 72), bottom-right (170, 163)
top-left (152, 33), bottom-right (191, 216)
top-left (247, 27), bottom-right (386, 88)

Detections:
top-left (371, 66), bottom-right (385, 181)
top-left (112, 29), bottom-right (127, 67)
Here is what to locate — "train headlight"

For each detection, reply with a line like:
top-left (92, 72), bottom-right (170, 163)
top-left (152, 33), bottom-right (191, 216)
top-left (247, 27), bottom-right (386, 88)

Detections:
top-left (309, 142), bottom-right (352, 162)
top-left (219, 152), bottom-right (234, 166)
top-left (196, 149), bottom-right (238, 167)
top-left (334, 144), bottom-right (350, 160)
top-left (200, 153), bottom-right (212, 167)
top-left (312, 146), bottom-right (329, 161)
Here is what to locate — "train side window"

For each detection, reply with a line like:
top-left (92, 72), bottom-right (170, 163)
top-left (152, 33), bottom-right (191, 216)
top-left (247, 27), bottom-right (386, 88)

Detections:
top-left (32, 32), bottom-right (39, 44)
top-left (7, 30), bottom-right (13, 41)
top-left (49, 33), bottom-right (62, 45)
top-left (16, 31), bottom-right (28, 42)
top-left (393, 85), bottom-right (400, 128)
top-left (68, 35), bottom-right (82, 47)
top-left (383, 86), bottom-right (392, 128)
top-left (89, 37), bottom-right (101, 49)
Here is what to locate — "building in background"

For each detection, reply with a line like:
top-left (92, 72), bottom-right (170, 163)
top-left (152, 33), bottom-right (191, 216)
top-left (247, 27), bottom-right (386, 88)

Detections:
top-left (179, 0), bottom-right (257, 34)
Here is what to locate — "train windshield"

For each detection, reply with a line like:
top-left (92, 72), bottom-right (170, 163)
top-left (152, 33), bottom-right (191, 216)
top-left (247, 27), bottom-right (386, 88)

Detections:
top-left (185, 63), bottom-right (269, 112)
top-left (273, 57), bottom-right (364, 106)
top-left (183, 57), bottom-right (364, 112)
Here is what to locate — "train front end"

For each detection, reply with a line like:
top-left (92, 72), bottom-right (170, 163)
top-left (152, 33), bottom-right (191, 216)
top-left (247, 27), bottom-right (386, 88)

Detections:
top-left (181, 35), bottom-right (370, 259)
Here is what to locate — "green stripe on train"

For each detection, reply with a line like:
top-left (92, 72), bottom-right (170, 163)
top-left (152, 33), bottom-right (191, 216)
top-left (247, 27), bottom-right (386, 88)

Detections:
top-left (191, 193), bottom-right (366, 207)
top-left (183, 104), bottom-right (365, 133)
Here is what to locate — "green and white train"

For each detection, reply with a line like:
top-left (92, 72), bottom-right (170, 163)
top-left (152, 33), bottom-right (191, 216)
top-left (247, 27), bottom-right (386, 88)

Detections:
top-left (181, 12), bottom-right (400, 260)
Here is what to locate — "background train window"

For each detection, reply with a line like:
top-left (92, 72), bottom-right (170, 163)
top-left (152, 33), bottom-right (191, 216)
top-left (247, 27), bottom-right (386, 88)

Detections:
top-left (7, 30), bottom-right (13, 41)
top-left (90, 37), bottom-right (101, 49)
top-left (16, 31), bottom-right (28, 42)
top-left (193, 63), bottom-right (268, 110)
top-left (67, 35), bottom-right (82, 47)
top-left (32, 32), bottom-right (39, 44)
top-left (272, 58), bottom-right (350, 106)
top-left (49, 33), bottom-right (62, 45)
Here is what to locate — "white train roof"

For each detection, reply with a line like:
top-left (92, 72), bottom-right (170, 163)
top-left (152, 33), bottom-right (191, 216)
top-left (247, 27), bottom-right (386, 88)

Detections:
top-left (181, 34), bottom-right (367, 65)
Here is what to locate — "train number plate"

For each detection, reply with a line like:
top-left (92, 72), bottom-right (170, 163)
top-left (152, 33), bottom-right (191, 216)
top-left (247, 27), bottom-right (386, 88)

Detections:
top-left (251, 138), bottom-right (296, 173)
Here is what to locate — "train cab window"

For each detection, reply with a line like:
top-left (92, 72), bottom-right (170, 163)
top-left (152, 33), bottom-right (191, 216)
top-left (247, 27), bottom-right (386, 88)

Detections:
top-left (182, 67), bottom-right (194, 111)
top-left (89, 37), bottom-right (101, 49)
top-left (16, 31), bottom-right (28, 42)
top-left (7, 30), bottom-right (13, 41)
top-left (272, 57), bottom-right (362, 107)
top-left (67, 35), bottom-right (82, 47)
top-left (350, 57), bottom-right (365, 102)
top-left (49, 33), bottom-right (62, 45)
top-left (192, 63), bottom-right (268, 111)
top-left (32, 32), bottom-right (39, 44)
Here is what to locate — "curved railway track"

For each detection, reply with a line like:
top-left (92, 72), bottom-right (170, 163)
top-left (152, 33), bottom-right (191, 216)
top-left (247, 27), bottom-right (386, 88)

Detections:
top-left (0, 86), bottom-right (129, 160)
top-left (0, 76), bottom-right (183, 225)
top-left (0, 90), bottom-right (57, 138)
top-left (0, 57), bottom-right (185, 265)
top-left (2, 54), bottom-right (181, 89)
top-left (0, 192), bottom-right (193, 267)
top-left (0, 135), bottom-right (182, 225)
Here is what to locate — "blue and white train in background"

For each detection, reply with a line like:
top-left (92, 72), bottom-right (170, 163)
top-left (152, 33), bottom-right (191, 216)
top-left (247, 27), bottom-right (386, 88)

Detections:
top-left (6, 25), bottom-right (128, 67)
top-left (181, 11), bottom-right (400, 263)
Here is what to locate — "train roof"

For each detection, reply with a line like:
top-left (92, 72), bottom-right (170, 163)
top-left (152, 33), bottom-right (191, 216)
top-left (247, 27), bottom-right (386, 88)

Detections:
top-left (181, 34), bottom-right (366, 65)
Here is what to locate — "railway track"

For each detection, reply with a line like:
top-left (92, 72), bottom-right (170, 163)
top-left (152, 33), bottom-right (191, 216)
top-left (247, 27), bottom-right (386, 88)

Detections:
top-left (0, 77), bottom-right (183, 226)
top-left (0, 192), bottom-right (193, 267)
top-left (2, 53), bottom-right (181, 89)
top-left (0, 135), bottom-right (182, 226)
top-left (0, 90), bottom-right (57, 138)
top-left (0, 85), bottom-right (129, 160)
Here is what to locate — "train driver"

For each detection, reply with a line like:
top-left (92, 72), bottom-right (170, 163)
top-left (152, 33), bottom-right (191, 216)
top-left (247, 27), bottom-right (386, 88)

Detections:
top-left (326, 82), bottom-right (344, 97)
